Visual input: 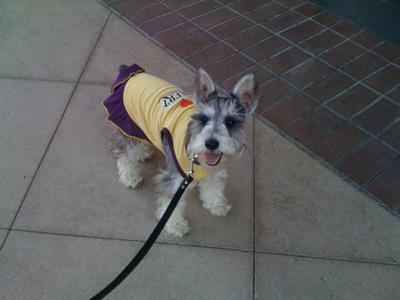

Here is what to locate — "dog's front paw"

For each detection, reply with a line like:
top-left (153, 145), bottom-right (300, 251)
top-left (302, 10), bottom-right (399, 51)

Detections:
top-left (119, 173), bottom-right (143, 189)
top-left (165, 218), bottom-right (190, 238)
top-left (204, 201), bottom-right (232, 216)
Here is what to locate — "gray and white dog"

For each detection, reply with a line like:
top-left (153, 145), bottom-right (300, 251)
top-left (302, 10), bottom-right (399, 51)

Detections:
top-left (113, 68), bottom-right (258, 237)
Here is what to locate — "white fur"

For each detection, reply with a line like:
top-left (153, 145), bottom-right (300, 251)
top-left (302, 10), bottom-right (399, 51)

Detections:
top-left (196, 68), bottom-right (216, 103)
top-left (232, 73), bottom-right (258, 114)
top-left (117, 140), bottom-right (153, 188)
top-left (156, 195), bottom-right (190, 237)
top-left (199, 170), bottom-right (231, 216)
top-left (117, 154), bottom-right (143, 188)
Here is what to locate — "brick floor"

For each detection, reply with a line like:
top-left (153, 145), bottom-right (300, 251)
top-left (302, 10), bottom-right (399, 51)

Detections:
top-left (102, 0), bottom-right (400, 215)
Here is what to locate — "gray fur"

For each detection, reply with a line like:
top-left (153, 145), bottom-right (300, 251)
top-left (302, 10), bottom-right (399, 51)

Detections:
top-left (111, 68), bottom-right (259, 237)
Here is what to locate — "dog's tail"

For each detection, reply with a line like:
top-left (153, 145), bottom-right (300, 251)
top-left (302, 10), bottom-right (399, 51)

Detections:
top-left (119, 64), bottom-right (128, 72)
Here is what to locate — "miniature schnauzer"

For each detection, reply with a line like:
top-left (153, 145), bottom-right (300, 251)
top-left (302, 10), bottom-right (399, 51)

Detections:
top-left (105, 65), bottom-right (258, 237)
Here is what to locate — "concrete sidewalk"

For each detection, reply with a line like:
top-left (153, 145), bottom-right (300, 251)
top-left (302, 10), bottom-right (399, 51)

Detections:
top-left (0, 1), bottom-right (399, 299)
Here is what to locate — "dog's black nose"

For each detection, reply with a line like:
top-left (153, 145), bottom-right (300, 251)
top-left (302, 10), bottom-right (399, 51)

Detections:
top-left (205, 138), bottom-right (219, 151)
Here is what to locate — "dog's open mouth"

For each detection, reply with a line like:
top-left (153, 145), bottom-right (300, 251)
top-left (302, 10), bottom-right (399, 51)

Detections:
top-left (204, 152), bottom-right (223, 166)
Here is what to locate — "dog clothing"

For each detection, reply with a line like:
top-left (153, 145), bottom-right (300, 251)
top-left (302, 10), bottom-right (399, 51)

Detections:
top-left (101, 64), bottom-right (208, 180)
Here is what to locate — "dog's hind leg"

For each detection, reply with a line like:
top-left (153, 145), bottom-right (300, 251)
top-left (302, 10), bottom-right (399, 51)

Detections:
top-left (199, 170), bottom-right (231, 216)
top-left (133, 142), bottom-right (154, 162)
top-left (113, 132), bottom-right (144, 188)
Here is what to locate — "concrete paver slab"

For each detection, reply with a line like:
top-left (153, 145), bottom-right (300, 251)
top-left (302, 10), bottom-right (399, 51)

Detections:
top-left (0, 78), bottom-right (74, 227)
top-left (255, 252), bottom-right (400, 300)
top-left (255, 120), bottom-right (400, 263)
top-left (0, 0), bottom-right (108, 81)
top-left (14, 83), bottom-right (254, 250)
top-left (0, 230), bottom-right (252, 300)
top-left (81, 15), bottom-right (196, 88)
top-left (0, 230), bottom-right (6, 247)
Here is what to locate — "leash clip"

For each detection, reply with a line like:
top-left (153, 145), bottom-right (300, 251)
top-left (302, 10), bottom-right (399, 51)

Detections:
top-left (188, 154), bottom-right (199, 177)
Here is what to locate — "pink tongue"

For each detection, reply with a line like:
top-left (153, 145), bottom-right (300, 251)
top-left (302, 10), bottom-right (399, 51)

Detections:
top-left (205, 153), bottom-right (222, 166)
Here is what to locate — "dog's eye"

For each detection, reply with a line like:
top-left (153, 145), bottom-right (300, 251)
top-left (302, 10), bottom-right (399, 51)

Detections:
top-left (201, 116), bottom-right (209, 124)
top-left (225, 117), bottom-right (236, 128)
top-left (195, 114), bottom-right (209, 125)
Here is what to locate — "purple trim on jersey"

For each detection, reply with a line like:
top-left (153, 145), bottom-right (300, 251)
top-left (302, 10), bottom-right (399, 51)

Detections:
top-left (161, 128), bottom-right (186, 178)
top-left (102, 64), bottom-right (149, 142)
top-left (101, 63), bottom-right (186, 177)
top-left (111, 64), bottom-right (145, 92)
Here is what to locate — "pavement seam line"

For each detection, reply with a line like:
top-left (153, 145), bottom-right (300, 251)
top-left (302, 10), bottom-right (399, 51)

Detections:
top-left (0, 12), bottom-right (111, 252)
top-left (257, 249), bottom-right (400, 267)
top-left (9, 228), bottom-right (253, 254)
top-left (9, 227), bottom-right (400, 267)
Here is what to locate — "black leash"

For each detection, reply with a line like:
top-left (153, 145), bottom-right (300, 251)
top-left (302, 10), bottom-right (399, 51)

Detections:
top-left (90, 174), bottom-right (194, 300)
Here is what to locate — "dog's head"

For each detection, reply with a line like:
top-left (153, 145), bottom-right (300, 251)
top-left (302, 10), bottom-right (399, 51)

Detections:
top-left (186, 68), bottom-right (259, 174)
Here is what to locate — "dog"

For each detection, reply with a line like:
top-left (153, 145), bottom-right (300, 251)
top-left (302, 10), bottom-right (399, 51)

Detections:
top-left (102, 64), bottom-right (259, 237)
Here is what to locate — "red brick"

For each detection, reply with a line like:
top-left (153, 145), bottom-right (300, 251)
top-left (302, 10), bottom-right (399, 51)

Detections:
top-left (230, 0), bottom-right (268, 13)
top-left (281, 20), bottom-right (324, 43)
top-left (127, 3), bottom-right (171, 25)
top-left (185, 43), bottom-right (235, 68)
top-left (220, 65), bottom-right (273, 91)
top-left (338, 141), bottom-right (397, 185)
top-left (332, 20), bottom-right (362, 37)
top-left (300, 30), bottom-right (345, 54)
top-left (179, 0), bottom-right (220, 18)
top-left (111, 0), bottom-right (154, 15)
top-left (140, 12), bottom-right (185, 35)
top-left (352, 31), bottom-right (383, 49)
top-left (207, 54), bottom-right (254, 83)
top-left (261, 92), bottom-right (317, 128)
top-left (277, 0), bottom-right (306, 8)
top-left (262, 11), bottom-right (305, 32)
top-left (312, 11), bottom-right (342, 27)
top-left (262, 47), bottom-right (310, 74)
top-left (163, 0), bottom-right (198, 9)
top-left (365, 65), bottom-right (400, 93)
top-left (388, 87), bottom-right (400, 104)
top-left (283, 107), bottom-right (341, 145)
top-left (320, 41), bottom-right (364, 67)
top-left (283, 59), bottom-right (332, 88)
top-left (295, 2), bottom-right (322, 17)
top-left (226, 26), bottom-right (272, 50)
top-left (247, 3), bottom-right (287, 22)
top-left (353, 99), bottom-right (400, 134)
top-left (154, 22), bottom-right (200, 45)
top-left (210, 16), bottom-right (253, 39)
top-left (373, 41), bottom-right (400, 61)
top-left (311, 123), bottom-right (368, 163)
top-left (341, 53), bottom-right (387, 80)
top-left (305, 71), bottom-right (354, 103)
top-left (192, 8), bottom-right (237, 29)
top-left (258, 79), bottom-right (295, 108)
top-left (166, 31), bottom-right (217, 58)
top-left (381, 122), bottom-right (400, 150)
top-left (328, 85), bottom-right (378, 117)
top-left (218, 0), bottom-right (237, 3)
top-left (366, 160), bottom-right (400, 208)
top-left (244, 36), bottom-right (291, 61)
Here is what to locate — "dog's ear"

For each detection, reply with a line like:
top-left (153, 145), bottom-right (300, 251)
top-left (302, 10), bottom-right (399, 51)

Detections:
top-left (195, 68), bottom-right (216, 103)
top-left (232, 73), bottom-right (259, 114)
